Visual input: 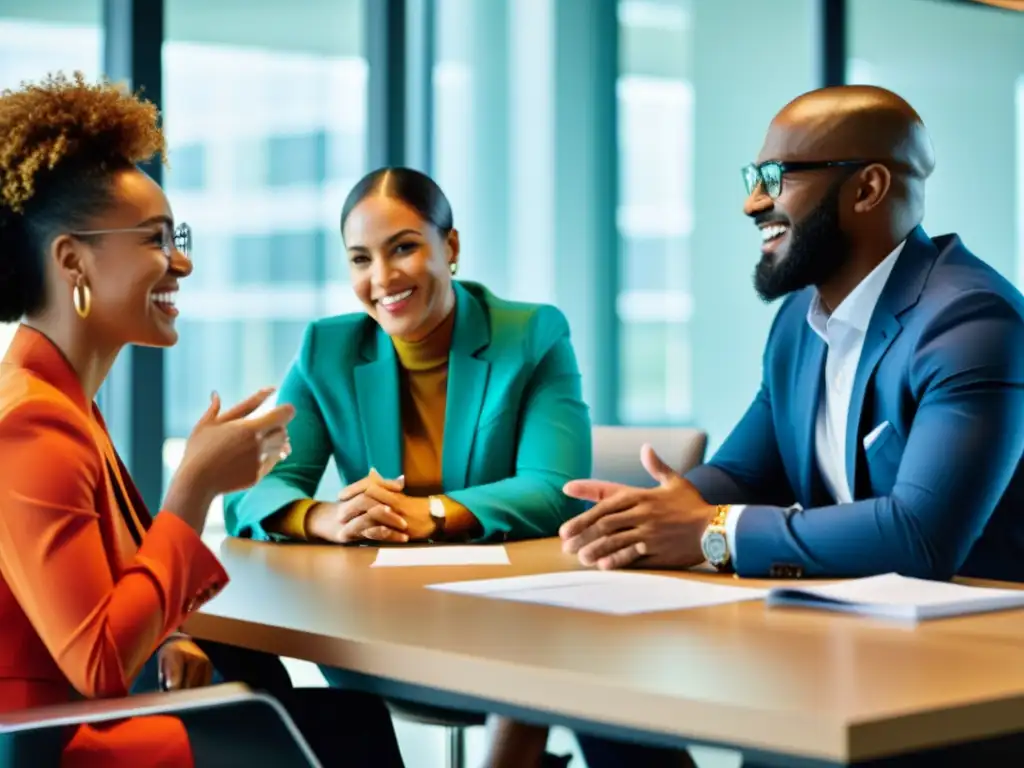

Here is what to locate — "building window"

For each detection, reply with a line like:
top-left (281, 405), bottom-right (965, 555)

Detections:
top-left (266, 131), bottom-right (328, 187)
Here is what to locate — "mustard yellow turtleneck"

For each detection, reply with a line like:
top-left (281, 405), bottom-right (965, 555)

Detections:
top-left (390, 305), bottom-right (460, 501)
top-left (266, 310), bottom-right (473, 539)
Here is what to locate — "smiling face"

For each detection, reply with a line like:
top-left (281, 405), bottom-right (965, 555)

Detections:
top-left (344, 194), bottom-right (458, 341)
top-left (743, 123), bottom-right (856, 303)
top-left (56, 167), bottom-right (192, 347)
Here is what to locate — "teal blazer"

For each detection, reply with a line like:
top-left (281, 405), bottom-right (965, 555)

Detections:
top-left (225, 281), bottom-right (592, 541)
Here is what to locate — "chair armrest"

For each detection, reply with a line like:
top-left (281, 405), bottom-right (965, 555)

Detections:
top-left (0, 683), bottom-right (320, 766)
top-left (0, 683), bottom-right (258, 733)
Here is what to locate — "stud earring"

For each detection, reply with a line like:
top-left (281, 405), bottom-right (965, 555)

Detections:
top-left (73, 278), bottom-right (92, 319)
top-left (449, 262), bottom-right (458, 276)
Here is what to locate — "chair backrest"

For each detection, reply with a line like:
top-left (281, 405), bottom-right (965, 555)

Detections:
top-left (591, 426), bottom-right (708, 487)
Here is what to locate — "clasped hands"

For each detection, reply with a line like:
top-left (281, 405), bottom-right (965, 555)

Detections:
top-left (305, 469), bottom-right (436, 544)
top-left (559, 444), bottom-right (717, 570)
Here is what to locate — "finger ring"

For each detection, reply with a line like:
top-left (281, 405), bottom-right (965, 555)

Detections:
top-left (259, 451), bottom-right (269, 464)
top-left (279, 449), bottom-right (289, 460)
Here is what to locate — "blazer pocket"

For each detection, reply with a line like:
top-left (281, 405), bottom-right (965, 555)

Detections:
top-left (862, 420), bottom-right (890, 451)
top-left (863, 425), bottom-right (903, 494)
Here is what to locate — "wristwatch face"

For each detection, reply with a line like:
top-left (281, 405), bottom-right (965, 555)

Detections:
top-left (701, 530), bottom-right (728, 564)
top-left (429, 497), bottom-right (446, 520)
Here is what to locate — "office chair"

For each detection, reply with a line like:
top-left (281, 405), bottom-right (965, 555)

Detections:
top-left (591, 425), bottom-right (708, 482)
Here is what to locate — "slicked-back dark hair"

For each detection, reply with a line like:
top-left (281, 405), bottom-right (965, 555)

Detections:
top-left (340, 167), bottom-right (454, 239)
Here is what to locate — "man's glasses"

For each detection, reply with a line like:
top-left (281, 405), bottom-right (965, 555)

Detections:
top-left (741, 160), bottom-right (871, 199)
top-left (70, 222), bottom-right (192, 261)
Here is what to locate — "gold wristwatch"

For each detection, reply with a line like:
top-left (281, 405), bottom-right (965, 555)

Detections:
top-left (700, 504), bottom-right (732, 571)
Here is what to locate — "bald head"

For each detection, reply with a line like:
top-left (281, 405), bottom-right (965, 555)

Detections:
top-left (761, 85), bottom-right (935, 179)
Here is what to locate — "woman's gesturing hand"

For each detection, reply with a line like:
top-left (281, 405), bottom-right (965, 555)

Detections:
top-left (179, 388), bottom-right (296, 495)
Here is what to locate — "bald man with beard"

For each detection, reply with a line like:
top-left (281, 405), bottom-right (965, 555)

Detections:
top-left (557, 85), bottom-right (1024, 763)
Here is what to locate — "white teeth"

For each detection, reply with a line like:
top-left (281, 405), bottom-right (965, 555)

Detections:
top-left (760, 224), bottom-right (788, 242)
top-left (150, 291), bottom-right (177, 306)
top-left (379, 289), bottom-right (413, 306)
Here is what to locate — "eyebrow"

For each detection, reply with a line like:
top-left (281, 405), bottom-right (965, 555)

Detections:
top-left (347, 228), bottom-right (422, 251)
top-left (134, 215), bottom-right (173, 228)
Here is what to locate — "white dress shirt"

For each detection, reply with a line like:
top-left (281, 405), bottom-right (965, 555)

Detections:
top-left (723, 241), bottom-right (905, 565)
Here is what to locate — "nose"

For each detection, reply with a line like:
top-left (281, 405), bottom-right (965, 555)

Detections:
top-left (169, 247), bottom-right (193, 277)
top-left (369, 255), bottom-right (396, 288)
top-left (743, 183), bottom-right (774, 218)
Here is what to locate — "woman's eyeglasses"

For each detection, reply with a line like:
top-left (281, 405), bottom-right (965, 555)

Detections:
top-left (69, 222), bottom-right (192, 261)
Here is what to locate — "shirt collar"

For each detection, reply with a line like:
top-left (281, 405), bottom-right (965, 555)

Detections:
top-left (806, 239), bottom-right (906, 340)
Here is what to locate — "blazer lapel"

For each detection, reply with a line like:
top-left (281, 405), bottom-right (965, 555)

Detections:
top-left (845, 227), bottom-right (936, 495)
top-left (795, 331), bottom-right (828, 506)
top-left (84, 408), bottom-right (151, 544)
top-left (844, 315), bottom-right (901, 495)
top-left (354, 329), bottom-right (403, 479)
top-left (442, 283), bottom-right (491, 490)
top-left (114, 451), bottom-right (154, 530)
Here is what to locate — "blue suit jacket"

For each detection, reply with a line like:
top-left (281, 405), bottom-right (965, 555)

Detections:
top-left (687, 227), bottom-right (1024, 581)
top-left (225, 281), bottom-right (592, 541)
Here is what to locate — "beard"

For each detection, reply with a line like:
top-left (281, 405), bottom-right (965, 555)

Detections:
top-left (753, 181), bottom-right (851, 303)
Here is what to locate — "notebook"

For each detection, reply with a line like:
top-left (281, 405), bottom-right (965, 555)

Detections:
top-left (766, 572), bottom-right (1024, 622)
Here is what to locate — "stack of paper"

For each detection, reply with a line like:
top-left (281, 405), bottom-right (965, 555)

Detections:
top-left (425, 569), bottom-right (1024, 621)
top-left (428, 571), bottom-right (767, 615)
top-left (765, 573), bottom-right (1024, 622)
top-left (371, 545), bottom-right (510, 568)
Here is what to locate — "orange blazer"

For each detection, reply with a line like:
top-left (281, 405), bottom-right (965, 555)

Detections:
top-left (0, 326), bottom-right (228, 767)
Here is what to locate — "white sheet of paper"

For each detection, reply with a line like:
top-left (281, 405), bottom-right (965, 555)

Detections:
top-left (428, 571), bottom-right (767, 615)
top-left (371, 545), bottom-right (510, 568)
top-left (767, 572), bottom-right (1024, 622)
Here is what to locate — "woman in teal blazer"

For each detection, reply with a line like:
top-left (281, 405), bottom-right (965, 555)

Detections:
top-left (226, 167), bottom-right (595, 768)
top-left (225, 166), bottom-right (590, 546)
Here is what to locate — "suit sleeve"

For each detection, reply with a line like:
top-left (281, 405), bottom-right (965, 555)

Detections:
top-left (0, 399), bottom-right (227, 699)
top-left (224, 324), bottom-right (334, 540)
top-left (448, 307), bottom-right (593, 539)
top-left (732, 291), bottom-right (1024, 579)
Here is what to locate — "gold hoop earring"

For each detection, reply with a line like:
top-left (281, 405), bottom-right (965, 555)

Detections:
top-left (73, 279), bottom-right (92, 319)
top-left (449, 262), bottom-right (458, 276)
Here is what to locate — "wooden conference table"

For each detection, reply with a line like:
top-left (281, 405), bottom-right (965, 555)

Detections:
top-left (186, 538), bottom-right (1024, 766)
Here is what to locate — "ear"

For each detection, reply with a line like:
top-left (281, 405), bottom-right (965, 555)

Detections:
top-left (446, 228), bottom-right (461, 270)
top-left (50, 234), bottom-right (87, 286)
top-left (852, 163), bottom-right (891, 214)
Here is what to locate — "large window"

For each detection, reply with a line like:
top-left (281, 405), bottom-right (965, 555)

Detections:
top-left (432, 0), bottom-right (619, 423)
top-left (848, 0), bottom-right (1024, 285)
top-left (0, 0), bottom-right (102, 358)
top-left (616, 0), bottom-right (815, 443)
top-left (617, 0), bottom-right (693, 424)
top-left (162, 0), bottom-right (367, 527)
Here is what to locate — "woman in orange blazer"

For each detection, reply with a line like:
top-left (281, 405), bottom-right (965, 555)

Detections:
top-left (0, 75), bottom-right (404, 767)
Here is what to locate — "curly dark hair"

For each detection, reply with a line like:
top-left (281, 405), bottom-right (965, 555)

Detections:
top-left (0, 72), bottom-right (166, 322)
